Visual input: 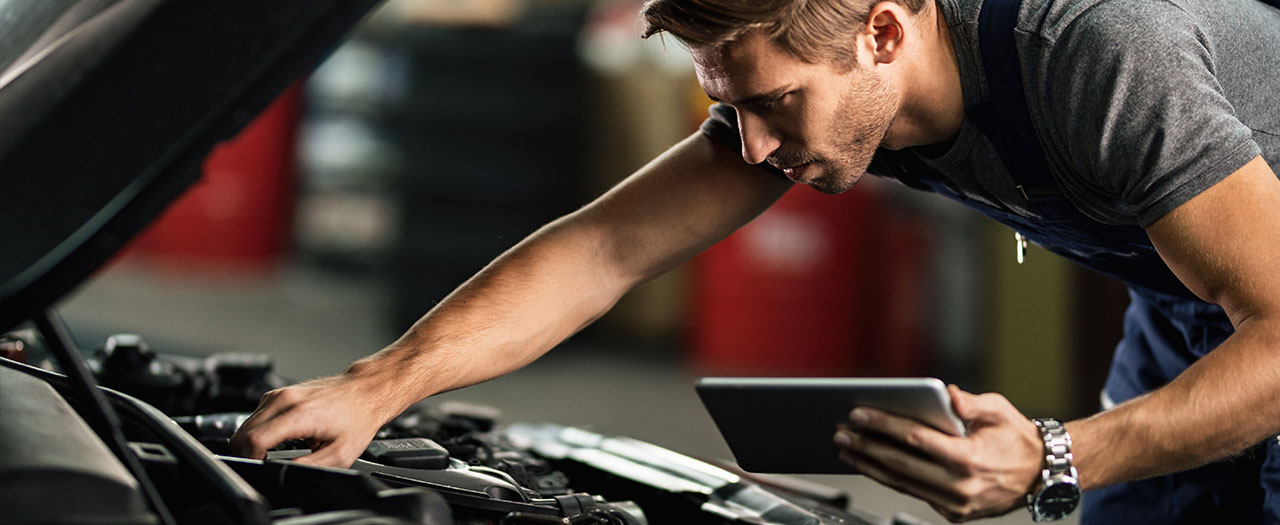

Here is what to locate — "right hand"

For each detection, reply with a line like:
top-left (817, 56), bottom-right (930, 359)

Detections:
top-left (230, 372), bottom-right (403, 468)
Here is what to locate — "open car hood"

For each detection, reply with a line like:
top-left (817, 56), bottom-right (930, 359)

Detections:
top-left (0, 0), bottom-right (382, 332)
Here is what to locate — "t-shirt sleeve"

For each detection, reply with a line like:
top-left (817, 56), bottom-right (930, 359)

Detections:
top-left (699, 102), bottom-right (788, 178)
top-left (1039, 1), bottom-right (1261, 227)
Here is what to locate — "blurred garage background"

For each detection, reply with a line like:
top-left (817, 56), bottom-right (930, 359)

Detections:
top-left (54, 1), bottom-right (1124, 522)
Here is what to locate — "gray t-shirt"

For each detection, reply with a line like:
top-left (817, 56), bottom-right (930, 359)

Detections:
top-left (701, 0), bottom-right (1280, 227)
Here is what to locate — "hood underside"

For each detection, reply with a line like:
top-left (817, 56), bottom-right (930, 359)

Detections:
top-left (0, 0), bottom-right (381, 332)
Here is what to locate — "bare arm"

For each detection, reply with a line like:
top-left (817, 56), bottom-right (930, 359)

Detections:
top-left (230, 132), bottom-right (791, 466)
top-left (1069, 155), bottom-right (1280, 487)
top-left (831, 155), bottom-right (1280, 522)
top-left (373, 132), bottom-right (791, 400)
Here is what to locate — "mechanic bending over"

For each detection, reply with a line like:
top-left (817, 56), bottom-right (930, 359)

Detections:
top-left (232, 0), bottom-right (1280, 522)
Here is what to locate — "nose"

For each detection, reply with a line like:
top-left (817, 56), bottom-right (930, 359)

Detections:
top-left (737, 111), bottom-right (781, 165)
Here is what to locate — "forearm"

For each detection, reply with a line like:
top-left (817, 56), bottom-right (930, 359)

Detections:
top-left (1068, 315), bottom-right (1280, 490)
top-left (337, 133), bottom-right (787, 418)
top-left (343, 215), bottom-right (634, 412)
top-left (226, 213), bottom-right (657, 465)
top-left (227, 133), bottom-right (787, 466)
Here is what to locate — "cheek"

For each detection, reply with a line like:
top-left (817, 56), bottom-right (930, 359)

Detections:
top-left (800, 93), bottom-right (860, 145)
top-left (773, 106), bottom-right (828, 147)
top-left (832, 87), bottom-right (893, 142)
top-left (797, 108), bottom-right (849, 150)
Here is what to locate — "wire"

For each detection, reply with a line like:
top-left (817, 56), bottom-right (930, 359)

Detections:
top-left (34, 309), bottom-right (175, 525)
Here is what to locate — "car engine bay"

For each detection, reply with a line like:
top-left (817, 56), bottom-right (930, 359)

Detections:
top-left (1, 326), bottom-right (904, 524)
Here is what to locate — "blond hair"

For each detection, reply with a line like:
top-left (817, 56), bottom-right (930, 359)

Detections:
top-left (642, 0), bottom-right (930, 64)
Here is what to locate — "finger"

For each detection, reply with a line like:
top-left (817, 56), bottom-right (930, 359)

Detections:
top-left (232, 403), bottom-right (313, 460)
top-left (840, 446), bottom-right (1008, 523)
top-left (835, 428), bottom-right (958, 491)
top-left (848, 407), bottom-right (965, 463)
top-left (244, 388), bottom-right (291, 422)
top-left (229, 421), bottom-right (278, 460)
top-left (838, 449), bottom-right (965, 510)
top-left (230, 388), bottom-right (300, 458)
top-left (228, 416), bottom-right (270, 459)
top-left (291, 440), bottom-right (363, 469)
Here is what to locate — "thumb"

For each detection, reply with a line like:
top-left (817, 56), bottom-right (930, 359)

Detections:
top-left (947, 384), bottom-right (987, 422)
top-left (949, 384), bottom-right (1026, 429)
top-left (291, 439), bottom-right (365, 469)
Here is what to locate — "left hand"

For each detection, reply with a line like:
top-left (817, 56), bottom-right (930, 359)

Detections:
top-left (832, 384), bottom-right (1043, 522)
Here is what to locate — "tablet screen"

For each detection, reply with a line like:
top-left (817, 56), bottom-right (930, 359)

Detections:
top-left (696, 377), bottom-right (965, 474)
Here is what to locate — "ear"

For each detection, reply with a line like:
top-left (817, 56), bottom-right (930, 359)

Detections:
top-left (864, 2), bottom-right (911, 65)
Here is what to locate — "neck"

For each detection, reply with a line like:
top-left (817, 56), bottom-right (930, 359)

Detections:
top-left (890, 2), bottom-right (965, 149)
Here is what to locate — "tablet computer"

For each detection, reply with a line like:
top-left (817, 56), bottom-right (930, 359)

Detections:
top-left (695, 377), bottom-right (966, 474)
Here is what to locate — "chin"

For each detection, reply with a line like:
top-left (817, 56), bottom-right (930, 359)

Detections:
top-left (808, 172), bottom-right (863, 194)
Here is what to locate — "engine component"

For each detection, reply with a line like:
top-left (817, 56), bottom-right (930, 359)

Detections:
top-left (364, 438), bottom-right (453, 469)
top-left (503, 424), bottom-right (875, 525)
top-left (84, 334), bottom-right (286, 416)
top-left (0, 364), bottom-right (154, 524)
top-left (93, 333), bottom-right (194, 415)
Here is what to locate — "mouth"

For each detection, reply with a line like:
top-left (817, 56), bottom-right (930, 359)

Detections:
top-left (779, 162), bottom-right (815, 183)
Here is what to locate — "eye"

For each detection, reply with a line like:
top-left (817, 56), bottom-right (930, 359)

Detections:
top-left (748, 91), bottom-right (793, 113)
top-left (758, 92), bottom-right (789, 111)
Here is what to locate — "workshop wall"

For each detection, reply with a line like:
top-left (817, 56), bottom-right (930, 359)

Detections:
top-left (293, 1), bottom-right (595, 332)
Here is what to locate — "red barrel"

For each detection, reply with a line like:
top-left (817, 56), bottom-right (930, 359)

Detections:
top-left (688, 184), bottom-right (882, 376)
top-left (126, 83), bottom-right (302, 272)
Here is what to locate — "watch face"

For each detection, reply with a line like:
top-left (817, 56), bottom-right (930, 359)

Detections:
top-left (1033, 481), bottom-right (1082, 520)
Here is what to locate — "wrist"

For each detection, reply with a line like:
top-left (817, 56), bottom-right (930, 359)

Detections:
top-left (342, 353), bottom-right (425, 420)
top-left (1026, 418), bottom-right (1082, 522)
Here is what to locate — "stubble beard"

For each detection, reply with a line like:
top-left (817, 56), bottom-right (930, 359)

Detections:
top-left (805, 74), bottom-right (898, 195)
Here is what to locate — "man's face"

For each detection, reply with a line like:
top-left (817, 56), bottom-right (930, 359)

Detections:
top-left (692, 32), bottom-right (898, 194)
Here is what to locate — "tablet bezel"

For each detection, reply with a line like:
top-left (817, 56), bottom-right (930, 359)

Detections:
top-left (695, 377), bottom-right (966, 474)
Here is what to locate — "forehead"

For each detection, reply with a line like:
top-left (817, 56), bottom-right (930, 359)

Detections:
top-left (690, 32), bottom-right (807, 101)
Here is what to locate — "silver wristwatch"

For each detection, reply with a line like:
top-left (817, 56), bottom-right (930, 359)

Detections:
top-left (1026, 418), bottom-right (1081, 522)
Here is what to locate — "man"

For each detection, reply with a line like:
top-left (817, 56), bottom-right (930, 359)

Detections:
top-left (232, 0), bottom-right (1280, 522)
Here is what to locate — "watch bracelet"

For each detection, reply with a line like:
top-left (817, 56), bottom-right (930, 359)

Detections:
top-left (1033, 418), bottom-right (1075, 477)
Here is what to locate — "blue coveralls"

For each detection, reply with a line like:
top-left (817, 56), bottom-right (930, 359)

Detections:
top-left (890, 170), bottom-right (1275, 524)
top-left (869, 0), bottom-right (1280, 521)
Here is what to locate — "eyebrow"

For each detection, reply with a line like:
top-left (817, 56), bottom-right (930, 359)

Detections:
top-left (706, 87), bottom-right (790, 107)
